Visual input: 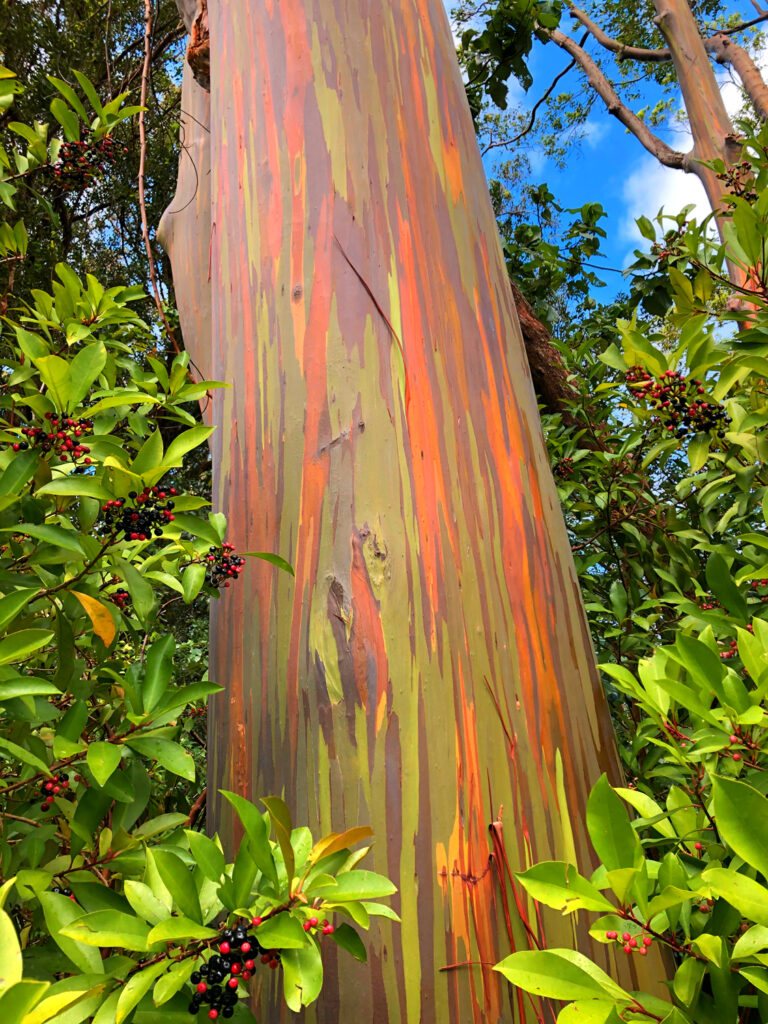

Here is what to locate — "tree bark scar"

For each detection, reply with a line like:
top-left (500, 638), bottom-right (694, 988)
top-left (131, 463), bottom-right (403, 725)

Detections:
top-left (188, 0), bottom-right (210, 90)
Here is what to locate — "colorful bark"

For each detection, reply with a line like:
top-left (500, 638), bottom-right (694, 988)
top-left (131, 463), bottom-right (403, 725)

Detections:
top-left (163, 0), bottom-right (667, 1019)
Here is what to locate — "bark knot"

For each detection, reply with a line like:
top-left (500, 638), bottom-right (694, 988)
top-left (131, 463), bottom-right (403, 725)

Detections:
top-left (187, 0), bottom-right (210, 91)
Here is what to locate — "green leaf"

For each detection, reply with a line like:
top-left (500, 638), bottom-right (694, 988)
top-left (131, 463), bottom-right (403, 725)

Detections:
top-left (244, 551), bottom-right (295, 576)
top-left (740, 967), bottom-right (768, 996)
top-left (0, 590), bottom-right (38, 631)
top-left (39, 894), bottom-right (105, 974)
top-left (36, 476), bottom-right (112, 500)
top-left (113, 559), bottom-right (155, 623)
top-left (34, 355), bottom-right (70, 410)
top-left (733, 925), bottom-right (768, 959)
top-left (329, 922), bottom-right (367, 962)
top-left (0, 908), bottom-right (22, 989)
top-left (146, 918), bottom-right (217, 945)
top-left (163, 426), bottom-right (214, 467)
top-left (712, 776), bottom-right (768, 880)
top-left (0, 449), bottom-right (38, 495)
top-left (125, 737), bottom-right (195, 781)
top-left (0, 736), bottom-right (49, 773)
top-left (514, 861), bottom-right (615, 914)
top-left (220, 791), bottom-right (277, 886)
top-left (185, 831), bottom-right (226, 884)
top-left (46, 76), bottom-right (89, 122)
top-left (86, 742), bottom-right (122, 787)
top-left (151, 850), bottom-right (202, 923)
top-left (123, 881), bottom-right (171, 927)
top-left (60, 910), bottom-right (151, 951)
top-left (557, 1001), bottom-right (623, 1024)
top-left (182, 563), bottom-right (206, 603)
top-left (586, 775), bottom-right (642, 873)
top-left (72, 71), bottom-right (105, 120)
top-left (143, 635), bottom-right (174, 713)
top-left (705, 552), bottom-right (747, 620)
top-left (4, 524), bottom-right (85, 556)
top-left (131, 429), bottom-right (163, 477)
top-left (0, 628), bottom-right (53, 666)
top-left (281, 942), bottom-right (323, 1011)
top-left (252, 914), bottom-right (309, 949)
top-left (262, 796), bottom-right (295, 886)
top-left (152, 959), bottom-right (197, 1007)
top-left (68, 342), bottom-right (107, 411)
top-left (49, 97), bottom-right (80, 141)
top-left (0, 980), bottom-right (49, 1020)
top-left (701, 868), bottom-right (768, 926)
top-left (116, 960), bottom-right (168, 1024)
top-left (309, 870), bottom-right (397, 901)
top-left (494, 949), bottom-right (631, 1002)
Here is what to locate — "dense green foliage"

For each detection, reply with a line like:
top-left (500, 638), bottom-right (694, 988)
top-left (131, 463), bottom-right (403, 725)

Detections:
top-left (496, 128), bottom-right (768, 1021)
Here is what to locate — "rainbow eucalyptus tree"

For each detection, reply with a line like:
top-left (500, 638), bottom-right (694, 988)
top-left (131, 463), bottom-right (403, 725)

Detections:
top-left (160, 1), bottom-right (664, 1019)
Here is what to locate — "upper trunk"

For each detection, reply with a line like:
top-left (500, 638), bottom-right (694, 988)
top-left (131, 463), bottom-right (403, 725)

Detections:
top-left (162, 1), bottom-right (668, 1020)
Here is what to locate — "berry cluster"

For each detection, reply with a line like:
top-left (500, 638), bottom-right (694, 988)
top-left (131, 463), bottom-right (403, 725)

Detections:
top-left (716, 160), bottom-right (758, 206)
top-left (625, 367), bottom-right (730, 440)
top-left (40, 773), bottom-right (70, 812)
top-left (188, 922), bottom-right (270, 1020)
top-left (9, 413), bottom-right (93, 463)
top-left (605, 930), bottom-right (653, 956)
top-left (699, 596), bottom-right (721, 611)
top-left (49, 132), bottom-right (124, 193)
top-left (720, 638), bottom-right (739, 661)
top-left (302, 916), bottom-right (334, 936)
top-left (110, 588), bottom-right (130, 610)
top-left (204, 543), bottom-right (245, 588)
top-left (102, 487), bottom-right (178, 541)
top-left (51, 885), bottom-right (76, 901)
top-left (553, 457), bottom-right (575, 480)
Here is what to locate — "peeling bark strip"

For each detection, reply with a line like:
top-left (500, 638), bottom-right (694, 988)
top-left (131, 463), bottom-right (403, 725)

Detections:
top-left (165, 0), bottom-right (668, 1019)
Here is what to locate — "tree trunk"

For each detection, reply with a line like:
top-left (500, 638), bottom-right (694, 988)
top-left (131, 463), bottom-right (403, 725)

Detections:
top-left (653, 0), bottom-right (742, 219)
top-left (162, 1), bottom-right (667, 1019)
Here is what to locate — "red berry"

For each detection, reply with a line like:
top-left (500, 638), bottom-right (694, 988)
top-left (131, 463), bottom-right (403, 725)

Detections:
top-left (733, 753), bottom-right (742, 761)
top-left (309, 917), bottom-right (318, 927)
top-left (240, 941), bottom-right (251, 953)
top-left (730, 734), bottom-right (739, 744)
top-left (623, 944), bottom-right (632, 954)
top-left (244, 960), bottom-right (255, 970)
top-left (303, 922), bottom-right (312, 931)
top-left (642, 936), bottom-right (652, 946)
top-left (269, 960), bottom-right (278, 970)
top-left (621, 933), bottom-right (631, 942)
top-left (606, 931), bottom-right (618, 940)
top-left (230, 963), bottom-right (240, 975)
top-left (261, 954), bottom-right (271, 964)
top-left (228, 978), bottom-right (238, 989)
top-left (197, 983), bottom-right (207, 994)
top-left (639, 947), bottom-right (647, 956)
top-left (629, 938), bottom-right (637, 948)
top-left (251, 917), bottom-right (262, 927)
top-left (242, 971), bottom-right (251, 980)
top-left (208, 1012), bottom-right (218, 1020)
top-left (694, 842), bottom-right (703, 851)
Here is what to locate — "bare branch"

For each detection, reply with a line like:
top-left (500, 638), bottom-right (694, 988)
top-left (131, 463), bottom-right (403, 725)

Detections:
top-left (569, 5), bottom-right (768, 65)
top-left (547, 27), bottom-right (688, 170)
top-left (707, 32), bottom-right (768, 120)
top-left (569, 6), bottom-right (672, 61)
top-left (486, 36), bottom-right (586, 153)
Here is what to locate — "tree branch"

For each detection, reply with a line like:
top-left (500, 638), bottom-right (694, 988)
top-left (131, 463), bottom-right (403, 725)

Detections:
top-left (707, 32), bottom-right (768, 120)
top-left (569, 5), bottom-right (768, 64)
top-left (138, 0), bottom-right (182, 355)
top-left (547, 28), bottom-right (688, 170)
top-left (569, 6), bottom-right (672, 61)
top-left (487, 36), bottom-right (586, 152)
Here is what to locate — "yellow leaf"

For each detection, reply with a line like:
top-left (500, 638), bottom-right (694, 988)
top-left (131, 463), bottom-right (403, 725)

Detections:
top-left (71, 592), bottom-right (116, 647)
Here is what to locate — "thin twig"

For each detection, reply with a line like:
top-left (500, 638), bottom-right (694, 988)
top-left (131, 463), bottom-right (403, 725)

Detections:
top-left (138, 0), bottom-right (182, 356)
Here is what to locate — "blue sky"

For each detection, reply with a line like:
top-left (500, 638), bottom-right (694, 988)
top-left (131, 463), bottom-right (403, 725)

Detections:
top-left (443, 3), bottom-right (766, 298)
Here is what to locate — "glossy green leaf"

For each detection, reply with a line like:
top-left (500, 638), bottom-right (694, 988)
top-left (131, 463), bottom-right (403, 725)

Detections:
top-left (329, 922), bottom-right (367, 962)
top-left (220, 791), bottom-right (277, 886)
top-left (494, 949), bottom-right (631, 1002)
top-left (586, 775), bottom-right (642, 873)
top-left (152, 850), bottom-right (201, 923)
top-left (142, 634), bottom-right (174, 713)
top-left (281, 942), bottom-right (323, 1011)
top-left (60, 910), bottom-right (151, 951)
top-left (86, 741), bottom-right (122, 787)
top-left (0, 629), bottom-right (54, 666)
top-left (514, 861), bottom-right (615, 914)
top-left (146, 918), bottom-right (217, 945)
top-left (116, 960), bottom-right (168, 1024)
top-left (125, 737), bottom-right (195, 781)
top-left (712, 776), bottom-right (768, 880)
top-left (251, 914), bottom-right (309, 949)
top-left (152, 959), bottom-right (197, 1007)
